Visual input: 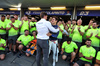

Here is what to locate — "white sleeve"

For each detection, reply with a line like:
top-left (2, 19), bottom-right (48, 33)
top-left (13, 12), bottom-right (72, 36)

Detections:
top-left (46, 21), bottom-right (59, 33)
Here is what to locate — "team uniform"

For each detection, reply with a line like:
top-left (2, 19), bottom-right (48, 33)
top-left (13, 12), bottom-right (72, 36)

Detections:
top-left (0, 38), bottom-right (6, 55)
top-left (76, 45), bottom-right (96, 65)
top-left (30, 22), bottom-right (37, 35)
top-left (7, 22), bottom-right (19, 45)
top-left (57, 24), bottom-right (64, 45)
top-left (72, 25), bottom-right (85, 48)
top-left (62, 41), bottom-right (78, 56)
top-left (86, 28), bottom-right (100, 52)
top-left (20, 20), bottom-right (29, 35)
top-left (0, 20), bottom-right (6, 40)
top-left (17, 35), bottom-right (32, 50)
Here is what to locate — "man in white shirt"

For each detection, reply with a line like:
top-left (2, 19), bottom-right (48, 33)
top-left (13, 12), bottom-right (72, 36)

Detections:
top-left (36, 12), bottom-right (59, 66)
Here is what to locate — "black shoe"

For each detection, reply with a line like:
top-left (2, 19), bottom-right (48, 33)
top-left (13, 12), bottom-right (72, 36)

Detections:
top-left (69, 62), bottom-right (74, 66)
top-left (13, 51), bottom-right (17, 55)
top-left (7, 50), bottom-right (12, 54)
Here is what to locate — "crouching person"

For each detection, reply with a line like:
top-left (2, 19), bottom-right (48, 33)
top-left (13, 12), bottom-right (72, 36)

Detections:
top-left (16, 30), bottom-right (32, 56)
top-left (73, 39), bottom-right (96, 66)
top-left (0, 35), bottom-right (6, 60)
top-left (94, 51), bottom-right (100, 66)
top-left (61, 38), bottom-right (78, 65)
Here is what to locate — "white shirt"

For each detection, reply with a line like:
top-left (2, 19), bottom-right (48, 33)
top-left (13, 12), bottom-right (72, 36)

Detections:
top-left (36, 19), bottom-right (59, 39)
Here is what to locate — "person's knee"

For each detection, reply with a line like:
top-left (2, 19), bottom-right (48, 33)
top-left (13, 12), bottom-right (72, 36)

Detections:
top-left (62, 55), bottom-right (67, 60)
top-left (85, 64), bottom-right (91, 66)
top-left (73, 63), bottom-right (79, 66)
top-left (71, 52), bottom-right (76, 56)
top-left (26, 53), bottom-right (30, 57)
top-left (94, 64), bottom-right (100, 66)
top-left (18, 45), bottom-right (23, 50)
top-left (0, 55), bottom-right (5, 60)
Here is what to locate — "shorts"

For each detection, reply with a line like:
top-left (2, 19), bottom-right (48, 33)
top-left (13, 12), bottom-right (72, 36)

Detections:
top-left (0, 50), bottom-right (6, 55)
top-left (21, 44), bottom-right (27, 51)
top-left (0, 34), bottom-right (6, 40)
top-left (8, 35), bottom-right (18, 44)
top-left (58, 39), bottom-right (62, 44)
top-left (63, 52), bottom-right (71, 57)
top-left (76, 59), bottom-right (92, 66)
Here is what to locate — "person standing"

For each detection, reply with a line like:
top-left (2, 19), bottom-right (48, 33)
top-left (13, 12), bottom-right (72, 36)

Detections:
top-left (36, 12), bottom-right (59, 66)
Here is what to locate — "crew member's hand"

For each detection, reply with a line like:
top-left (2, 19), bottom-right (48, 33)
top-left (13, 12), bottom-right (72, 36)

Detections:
top-left (9, 23), bottom-right (13, 27)
top-left (78, 27), bottom-right (80, 30)
top-left (47, 32), bottom-right (52, 36)
top-left (0, 44), bottom-right (4, 47)
top-left (95, 34), bottom-right (98, 37)
top-left (91, 33), bottom-right (93, 36)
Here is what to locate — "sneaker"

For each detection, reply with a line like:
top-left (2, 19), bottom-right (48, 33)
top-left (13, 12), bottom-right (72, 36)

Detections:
top-left (7, 50), bottom-right (12, 54)
top-left (69, 62), bottom-right (74, 66)
top-left (53, 62), bottom-right (55, 66)
top-left (13, 51), bottom-right (17, 55)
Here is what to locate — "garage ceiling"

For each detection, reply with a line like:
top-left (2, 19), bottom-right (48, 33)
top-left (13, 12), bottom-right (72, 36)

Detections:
top-left (0, 0), bottom-right (100, 8)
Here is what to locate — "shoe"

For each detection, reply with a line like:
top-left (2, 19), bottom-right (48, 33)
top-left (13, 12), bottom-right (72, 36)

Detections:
top-left (13, 51), bottom-right (17, 55)
top-left (53, 62), bottom-right (55, 66)
top-left (69, 62), bottom-right (74, 66)
top-left (7, 50), bottom-right (12, 54)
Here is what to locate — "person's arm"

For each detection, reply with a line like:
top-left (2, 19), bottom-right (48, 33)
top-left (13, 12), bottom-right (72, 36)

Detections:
top-left (28, 21), bottom-right (31, 29)
top-left (95, 34), bottom-right (100, 39)
top-left (71, 27), bottom-right (75, 34)
top-left (96, 59), bottom-right (100, 65)
top-left (13, 25), bottom-right (18, 30)
top-left (78, 27), bottom-right (84, 36)
top-left (61, 48), bottom-right (64, 54)
top-left (86, 33), bottom-right (93, 39)
top-left (51, 31), bottom-right (59, 38)
top-left (83, 56), bottom-right (94, 60)
top-left (0, 44), bottom-right (5, 48)
top-left (46, 22), bottom-right (59, 33)
top-left (79, 52), bottom-right (83, 57)
top-left (19, 21), bottom-right (23, 28)
top-left (85, 26), bottom-right (90, 32)
top-left (16, 40), bottom-right (22, 44)
top-left (75, 49), bottom-right (78, 54)
top-left (6, 26), bottom-right (12, 30)
top-left (0, 27), bottom-right (6, 30)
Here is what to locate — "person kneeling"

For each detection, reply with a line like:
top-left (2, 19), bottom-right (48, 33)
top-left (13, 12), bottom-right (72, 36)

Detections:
top-left (16, 30), bottom-right (32, 57)
top-left (73, 39), bottom-right (96, 66)
top-left (61, 38), bottom-right (78, 65)
top-left (0, 35), bottom-right (6, 60)
top-left (94, 51), bottom-right (100, 66)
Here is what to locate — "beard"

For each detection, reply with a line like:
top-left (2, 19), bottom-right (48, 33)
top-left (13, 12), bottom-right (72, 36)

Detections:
top-left (86, 45), bottom-right (90, 47)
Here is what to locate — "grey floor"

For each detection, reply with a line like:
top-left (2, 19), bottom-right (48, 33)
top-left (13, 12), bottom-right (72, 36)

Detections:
top-left (0, 52), bottom-right (70, 66)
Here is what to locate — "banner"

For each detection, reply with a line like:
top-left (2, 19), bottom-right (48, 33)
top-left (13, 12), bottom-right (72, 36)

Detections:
top-left (0, 11), bottom-right (20, 15)
top-left (77, 10), bottom-right (100, 16)
top-left (25, 10), bottom-right (72, 15)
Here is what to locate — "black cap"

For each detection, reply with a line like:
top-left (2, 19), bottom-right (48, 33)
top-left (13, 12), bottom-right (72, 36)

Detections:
top-left (10, 16), bottom-right (14, 19)
top-left (1, 15), bottom-right (5, 17)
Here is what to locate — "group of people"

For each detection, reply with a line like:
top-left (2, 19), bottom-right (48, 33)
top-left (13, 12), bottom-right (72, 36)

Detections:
top-left (0, 12), bottom-right (100, 66)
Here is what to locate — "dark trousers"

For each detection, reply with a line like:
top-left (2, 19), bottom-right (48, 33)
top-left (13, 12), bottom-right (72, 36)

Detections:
top-left (36, 39), bottom-right (49, 66)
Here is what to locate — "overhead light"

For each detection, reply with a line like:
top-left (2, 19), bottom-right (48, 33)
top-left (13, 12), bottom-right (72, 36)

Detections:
top-left (85, 6), bottom-right (100, 10)
top-left (51, 6), bottom-right (67, 10)
top-left (0, 8), bottom-right (4, 10)
top-left (28, 7), bottom-right (41, 10)
top-left (9, 8), bottom-right (21, 10)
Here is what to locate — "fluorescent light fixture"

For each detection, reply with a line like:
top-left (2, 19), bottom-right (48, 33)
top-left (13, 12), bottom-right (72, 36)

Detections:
top-left (85, 6), bottom-right (100, 10)
top-left (51, 6), bottom-right (66, 10)
top-left (9, 8), bottom-right (21, 10)
top-left (28, 7), bottom-right (41, 10)
top-left (0, 8), bottom-right (4, 10)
